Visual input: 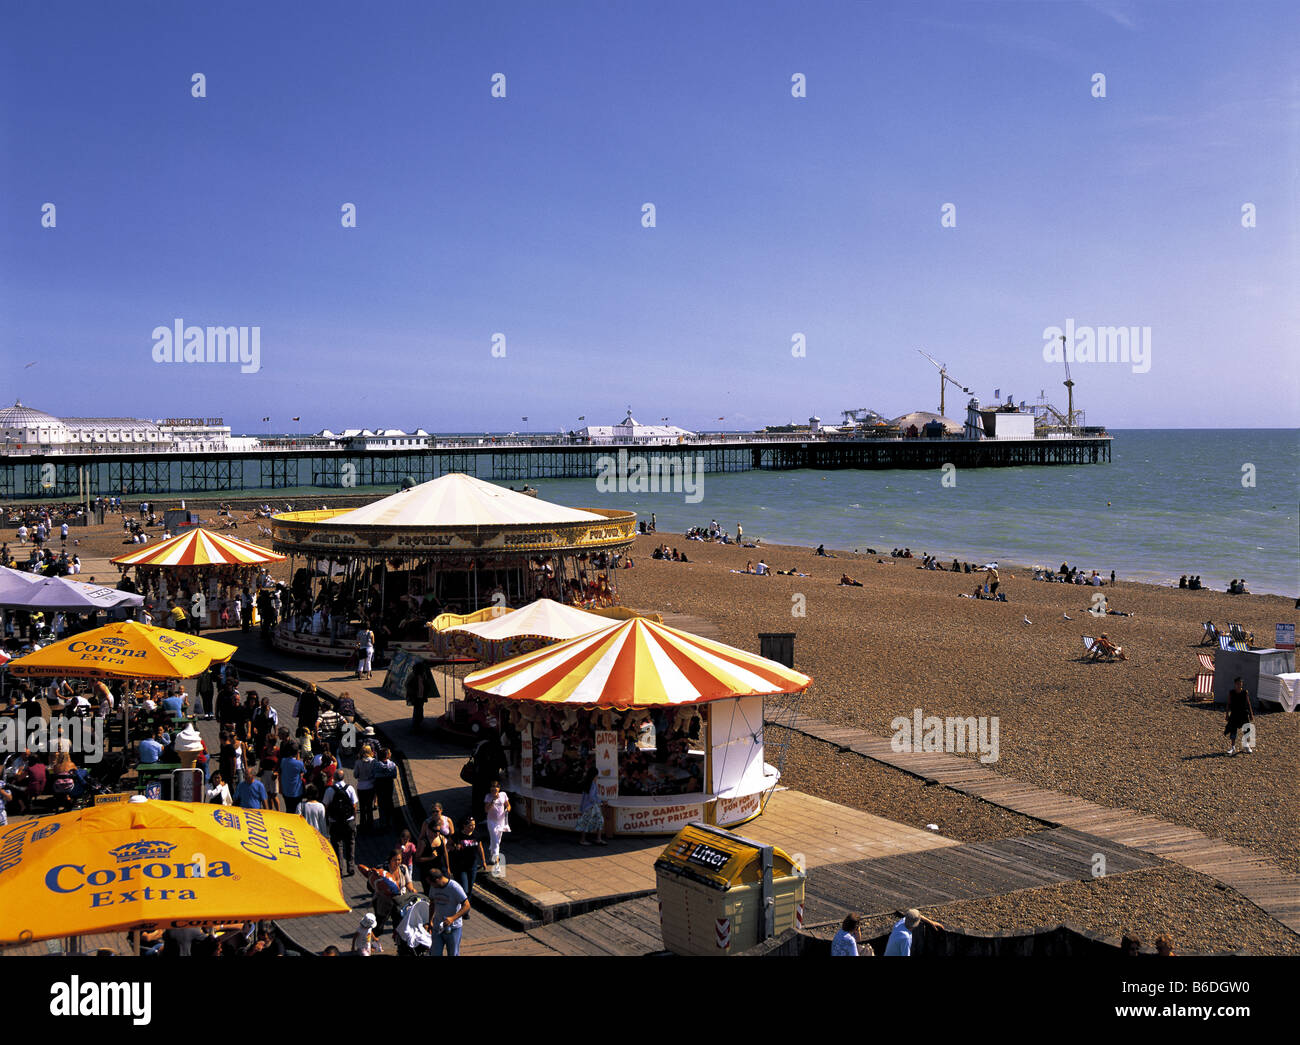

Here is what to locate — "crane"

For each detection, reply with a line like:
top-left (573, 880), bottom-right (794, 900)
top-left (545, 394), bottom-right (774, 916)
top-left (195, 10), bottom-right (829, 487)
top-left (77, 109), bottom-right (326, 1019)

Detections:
top-left (1060, 334), bottom-right (1075, 428)
top-left (917, 349), bottom-right (971, 417)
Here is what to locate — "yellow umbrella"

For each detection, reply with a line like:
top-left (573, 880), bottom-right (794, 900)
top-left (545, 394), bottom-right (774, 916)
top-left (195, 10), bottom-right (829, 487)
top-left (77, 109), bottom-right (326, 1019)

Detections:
top-left (0, 800), bottom-right (348, 945)
top-left (5, 621), bottom-right (237, 680)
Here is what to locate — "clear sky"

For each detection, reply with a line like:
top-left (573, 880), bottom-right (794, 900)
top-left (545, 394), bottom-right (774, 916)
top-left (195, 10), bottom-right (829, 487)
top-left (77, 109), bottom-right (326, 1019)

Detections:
top-left (2, 0), bottom-right (1296, 433)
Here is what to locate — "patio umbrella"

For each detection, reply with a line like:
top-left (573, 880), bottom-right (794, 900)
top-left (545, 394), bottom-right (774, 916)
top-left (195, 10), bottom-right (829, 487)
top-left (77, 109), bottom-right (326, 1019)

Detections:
top-left (0, 800), bottom-right (348, 945)
top-left (0, 566), bottom-right (143, 612)
top-left (4, 621), bottom-right (236, 680)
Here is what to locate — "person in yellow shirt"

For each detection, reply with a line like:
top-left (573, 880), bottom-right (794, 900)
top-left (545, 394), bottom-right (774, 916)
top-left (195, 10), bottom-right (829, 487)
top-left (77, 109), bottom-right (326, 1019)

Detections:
top-left (167, 599), bottom-right (189, 633)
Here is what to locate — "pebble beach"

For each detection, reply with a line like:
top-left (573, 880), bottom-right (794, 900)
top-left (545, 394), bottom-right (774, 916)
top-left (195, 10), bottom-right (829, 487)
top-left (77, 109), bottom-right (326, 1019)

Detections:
top-left (31, 501), bottom-right (1300, 953)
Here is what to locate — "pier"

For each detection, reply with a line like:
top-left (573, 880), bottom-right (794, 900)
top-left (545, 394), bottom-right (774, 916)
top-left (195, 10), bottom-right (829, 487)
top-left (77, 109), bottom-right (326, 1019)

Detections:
top-left (0, 433), bottom-right (1111, 499)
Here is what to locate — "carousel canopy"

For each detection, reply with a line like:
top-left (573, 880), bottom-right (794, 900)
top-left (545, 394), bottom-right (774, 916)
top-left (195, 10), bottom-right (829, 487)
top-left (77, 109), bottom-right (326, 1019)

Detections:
top-left (320, 472), bottom-right (605, 528)
top-left (444, 598), bottom-right (608, 644)
top-left (463, 616), bottom-right (811, 708)
top-left (111, 528), bottom-right (286, 568)
top-left (0, 567), bottom-right (144, 611)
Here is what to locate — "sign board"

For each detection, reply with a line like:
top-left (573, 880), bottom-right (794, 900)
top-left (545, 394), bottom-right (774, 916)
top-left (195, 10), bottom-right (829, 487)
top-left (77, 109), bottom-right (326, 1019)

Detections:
top-left (1276, 623), bottom-right (1295, 650)
top-left (528, 797), bottom-right (583, 829)
top-left (616, 802), bottom-right (704, 835)
top-left (715, 792), bottom-right (762, 826)
top-left (595, 730), bottom-right (618, 799)
top-left (93, 791), bottom-right (132, 805)
top-left (172, 768), bottom-right (205, 804)
top-left (520, 727), bottom-right (534, 791)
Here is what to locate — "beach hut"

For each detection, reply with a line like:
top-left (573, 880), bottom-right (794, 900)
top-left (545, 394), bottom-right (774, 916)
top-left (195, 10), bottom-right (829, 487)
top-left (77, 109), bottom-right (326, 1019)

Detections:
top-left (463, 617), bottom-right (811, 836)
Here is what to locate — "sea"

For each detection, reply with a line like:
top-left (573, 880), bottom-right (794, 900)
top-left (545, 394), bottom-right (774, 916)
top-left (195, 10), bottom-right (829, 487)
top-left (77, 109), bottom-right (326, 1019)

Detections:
top-left (218, 429), bottom-right (1299, 597)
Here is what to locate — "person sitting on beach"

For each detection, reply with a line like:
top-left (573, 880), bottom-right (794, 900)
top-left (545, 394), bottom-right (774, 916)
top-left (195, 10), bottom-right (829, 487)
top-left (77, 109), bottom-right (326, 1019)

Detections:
top-left (676, 550), bottom-right (686, 563)
top-left (839, 574), bottom-right (863, 587)
top-left (742, 561), bottom-right (755, 574)
top-left (1092, 633), bottom-right (1127, 661)
top-left (1179, 575), bottom-right (1188, 589)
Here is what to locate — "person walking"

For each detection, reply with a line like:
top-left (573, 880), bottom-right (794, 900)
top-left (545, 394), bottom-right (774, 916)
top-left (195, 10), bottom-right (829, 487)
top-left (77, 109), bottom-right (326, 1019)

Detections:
top-left (354, 743), bottom-right (376, 833)
top-left (196, 665), bottom-right (216, 721)
top-left (483, 779), bottom-right (511, 867)
top-left (1225, 676), bottom-right (1256, 755)
top-left (299, 783), bottom-right (328, 837)
top-left (355, 621), bottom-right (375, 680)
top-left (296, 682), bottom-right (321, 736)
top-left (575, 766), bottom-right (608, 846)
top-left (324, 769), bottom-right (359, 875)
top-left (279, 743), bottom-right (306, 814)
top-left (425, 866), bottom-right (471, 957)
top-left (373, 746), bottom-right (398, 831)
top-left (233, 766), bottom-right (269, 810)
top-left (448, 816), bottom-right (486, 917)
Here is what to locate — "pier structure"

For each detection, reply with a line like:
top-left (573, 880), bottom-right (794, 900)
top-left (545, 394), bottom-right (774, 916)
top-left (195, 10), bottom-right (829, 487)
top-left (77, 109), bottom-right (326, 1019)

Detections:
top-left (0, 433), bottom-right (1111, 500)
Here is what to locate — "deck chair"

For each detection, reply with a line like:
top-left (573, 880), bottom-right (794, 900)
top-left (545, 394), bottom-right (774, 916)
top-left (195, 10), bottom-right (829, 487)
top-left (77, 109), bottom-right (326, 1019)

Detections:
top-left (1200, 622), bottom-right (1220, 646)
top-left (1196, 652), bottom-right (1215, 673)
top-left (1228, 623), bottom-right (1253, 648)
top-left (1218, 635), bottom-right (1233, 651)
top-left (1083, 635), bottom-right (1119, 662)
top-left (1194, 672), bottom-right (1214, 699)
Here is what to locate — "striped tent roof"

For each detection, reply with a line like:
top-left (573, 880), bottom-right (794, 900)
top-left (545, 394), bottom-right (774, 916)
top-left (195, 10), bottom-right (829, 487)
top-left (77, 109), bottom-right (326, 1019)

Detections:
top-left (111, 528), bottom-right (286, 567)
top-left (463, 616), bottom-right (811, 708)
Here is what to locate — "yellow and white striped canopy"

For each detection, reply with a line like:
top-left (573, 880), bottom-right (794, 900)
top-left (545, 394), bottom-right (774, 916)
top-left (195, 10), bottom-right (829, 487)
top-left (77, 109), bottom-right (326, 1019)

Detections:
top-left (112, 528), bottom-right (286, 568)
top-left (463, 616), bottom-right (811, 708)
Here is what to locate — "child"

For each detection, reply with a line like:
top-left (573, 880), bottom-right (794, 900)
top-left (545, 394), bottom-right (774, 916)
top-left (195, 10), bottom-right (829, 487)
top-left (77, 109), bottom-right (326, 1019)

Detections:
top-left (398, 828), bottom-right (417, 874)
top-left (352, 912), bottom-right (382, 955)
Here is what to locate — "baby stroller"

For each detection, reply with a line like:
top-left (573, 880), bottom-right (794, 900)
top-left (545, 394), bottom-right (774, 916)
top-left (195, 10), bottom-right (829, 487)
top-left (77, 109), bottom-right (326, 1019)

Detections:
top-left (394, 897), bottom-right (431, 956)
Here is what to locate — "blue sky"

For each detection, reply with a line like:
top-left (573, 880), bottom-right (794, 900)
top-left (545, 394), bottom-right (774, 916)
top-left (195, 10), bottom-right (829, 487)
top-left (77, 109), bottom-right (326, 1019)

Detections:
top-left (2, 0), bottom-right (1297, 433)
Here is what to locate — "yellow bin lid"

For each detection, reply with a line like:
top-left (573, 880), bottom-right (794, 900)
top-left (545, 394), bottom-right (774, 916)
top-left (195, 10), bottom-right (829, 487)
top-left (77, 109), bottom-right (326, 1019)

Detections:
top-left (656, 822), bottom-right (800, 890)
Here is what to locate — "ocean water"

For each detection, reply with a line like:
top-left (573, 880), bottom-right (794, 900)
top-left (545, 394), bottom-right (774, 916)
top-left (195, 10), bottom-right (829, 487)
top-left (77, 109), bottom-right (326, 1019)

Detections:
top-left (139, 430), bottom-right (1298, 597)
top-left (521, 430), bottom-right (1300, 598)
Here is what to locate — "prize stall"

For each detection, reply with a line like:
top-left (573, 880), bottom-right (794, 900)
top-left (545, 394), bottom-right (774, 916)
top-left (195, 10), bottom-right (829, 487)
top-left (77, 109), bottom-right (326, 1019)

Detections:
top-left (462, 617), bottom-right (811, 836)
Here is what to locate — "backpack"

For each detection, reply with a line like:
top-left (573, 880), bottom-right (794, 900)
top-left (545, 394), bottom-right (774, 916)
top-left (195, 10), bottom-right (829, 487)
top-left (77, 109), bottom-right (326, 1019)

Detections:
top-left (328, 784), bottom-right (355, 823)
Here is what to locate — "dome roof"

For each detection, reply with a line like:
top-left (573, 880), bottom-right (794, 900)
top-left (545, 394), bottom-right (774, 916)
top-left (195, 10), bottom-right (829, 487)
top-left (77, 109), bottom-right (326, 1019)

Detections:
top-left (0, 401), bottom-right (65, 428)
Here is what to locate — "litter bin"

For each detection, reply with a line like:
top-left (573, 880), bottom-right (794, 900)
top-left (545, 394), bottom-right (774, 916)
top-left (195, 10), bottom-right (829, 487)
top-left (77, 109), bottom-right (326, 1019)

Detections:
top-left (654, 822), bottom-right (805, 955)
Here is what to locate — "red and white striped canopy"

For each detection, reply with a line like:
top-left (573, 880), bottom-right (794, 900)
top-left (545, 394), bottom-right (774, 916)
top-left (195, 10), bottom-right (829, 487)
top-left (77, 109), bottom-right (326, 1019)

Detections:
top-left (112, 529), bottom-right (285, 568)
top-left (464, 616), bottom-right (811, 708)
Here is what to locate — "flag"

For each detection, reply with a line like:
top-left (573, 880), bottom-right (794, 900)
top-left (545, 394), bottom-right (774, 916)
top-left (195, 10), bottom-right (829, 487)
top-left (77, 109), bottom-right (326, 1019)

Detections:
top-left (522, 417), bottom-right (528, 422)
top-left (261, 417), bottom-right (270, 422)
top-left (577, 416), bottom-right (585, 421)
top-left (994, 389), bottom-right (1000, 400)
top-left (291, 416), bottom-right (300, 421)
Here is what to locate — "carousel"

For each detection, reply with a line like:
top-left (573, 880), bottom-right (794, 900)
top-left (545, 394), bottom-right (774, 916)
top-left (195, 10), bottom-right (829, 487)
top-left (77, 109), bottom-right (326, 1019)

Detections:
top-left (269, 472), bottom-right (637, 660)
top-left (110, 527), bottom-right (286, 628)
top-left (461, 616), bottom-right (811, 836)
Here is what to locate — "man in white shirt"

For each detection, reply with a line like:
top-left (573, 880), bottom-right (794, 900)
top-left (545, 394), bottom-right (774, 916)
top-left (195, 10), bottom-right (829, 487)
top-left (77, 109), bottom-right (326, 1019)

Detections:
top-left (755, 560), bottom-right (769, 576)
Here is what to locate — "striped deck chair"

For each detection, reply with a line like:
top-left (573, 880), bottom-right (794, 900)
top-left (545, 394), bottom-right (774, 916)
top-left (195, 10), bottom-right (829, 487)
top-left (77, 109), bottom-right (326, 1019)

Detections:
top-left (1083, 636), bottom-right (1109, 661)
top-left (1218, 635), bottom-right (1234, 651)
top-left (1228, 623), bottom-right (1254, 648)
top-left (1196, 652), bottom-right (1215, 673)
top-left (1194, 672), bottom-right (1215, 699)
top-left (1200, 621), bottom-right (1220, 646)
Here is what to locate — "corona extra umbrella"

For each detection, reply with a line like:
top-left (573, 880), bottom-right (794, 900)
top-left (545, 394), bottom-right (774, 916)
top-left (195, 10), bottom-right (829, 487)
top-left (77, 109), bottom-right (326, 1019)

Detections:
top-left (463, 616), bottom-right (811, 707)
top-left (110, 528), bottom-right (285, 568)
top-left (0, 800), bottom-right (348, 945)
top-left (4, 621), bottom-right (236, 680)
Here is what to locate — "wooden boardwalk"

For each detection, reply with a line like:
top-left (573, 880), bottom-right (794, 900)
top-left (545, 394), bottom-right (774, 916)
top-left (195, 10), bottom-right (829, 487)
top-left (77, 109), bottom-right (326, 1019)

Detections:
top-left (769, 708), bottom-right (1300, 935)
top-left (799, 827), bottom-right (1154, 928)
